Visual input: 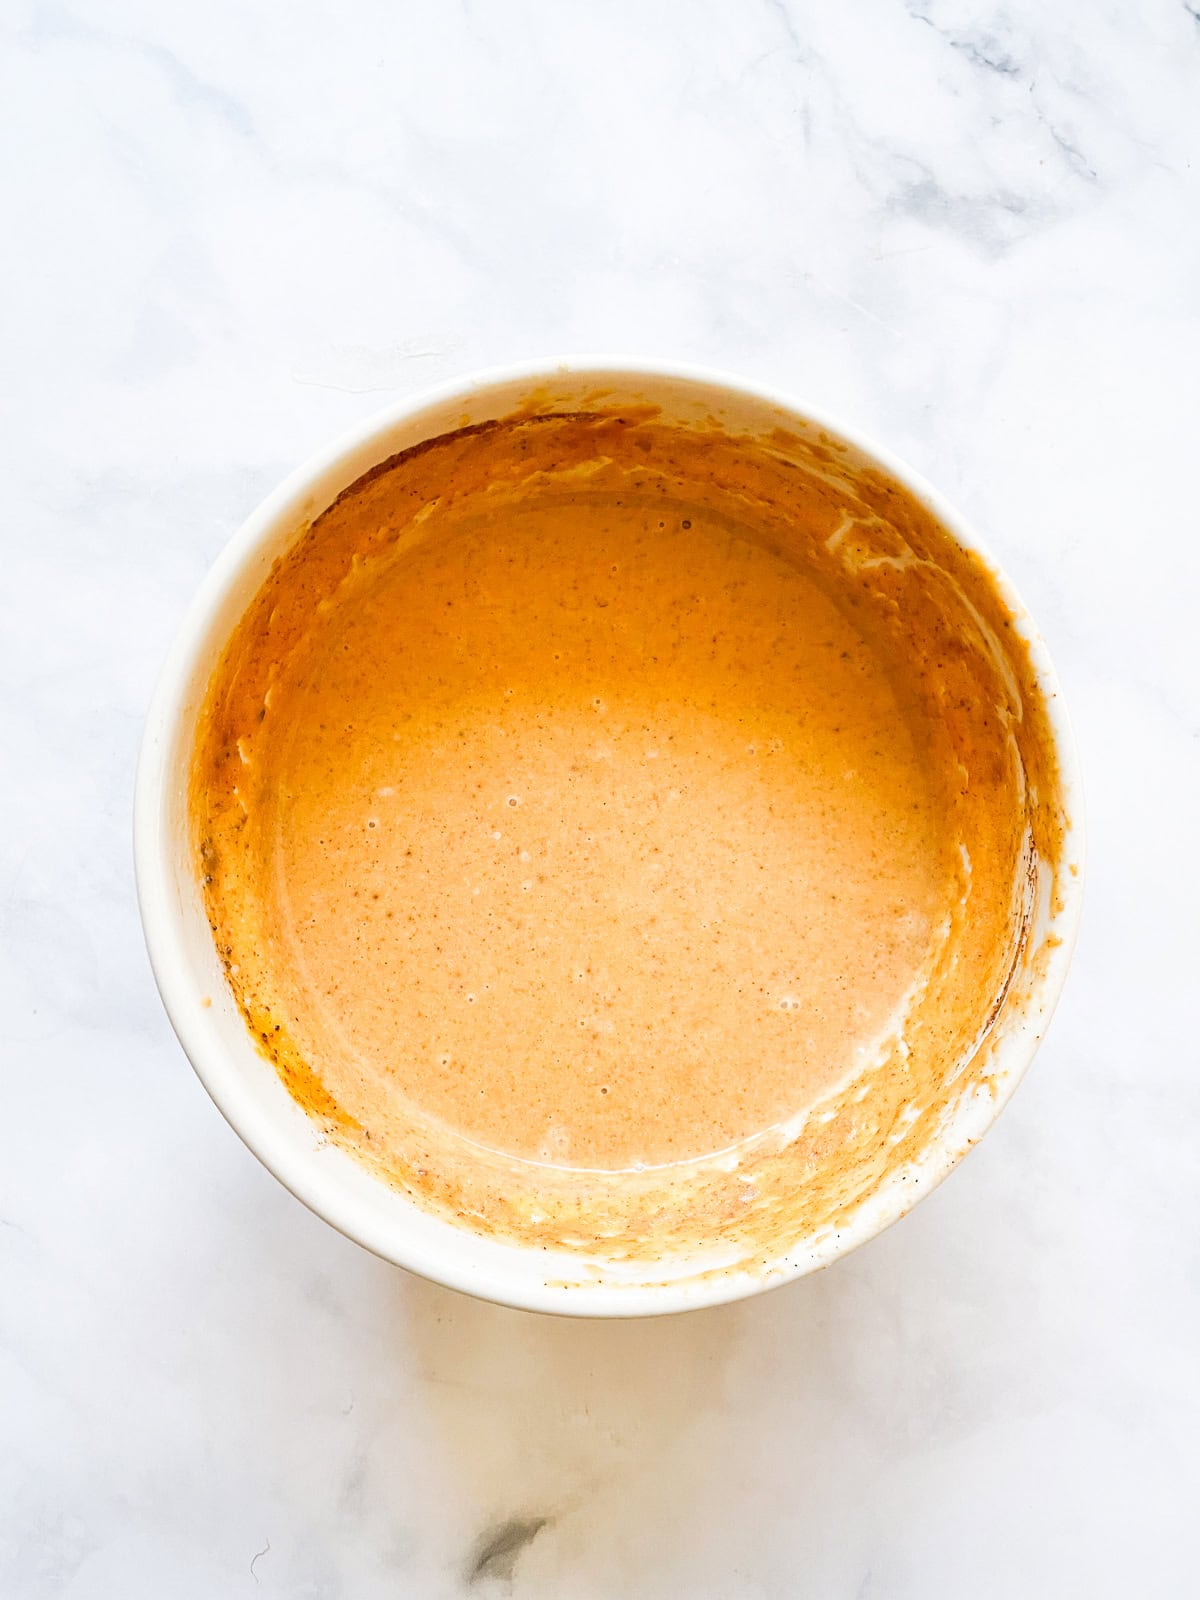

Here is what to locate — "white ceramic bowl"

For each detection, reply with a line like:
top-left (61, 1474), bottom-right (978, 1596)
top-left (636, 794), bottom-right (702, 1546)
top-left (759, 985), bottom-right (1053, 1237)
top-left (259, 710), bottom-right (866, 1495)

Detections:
top-left (135, 359), bottom-right (1084, 1316)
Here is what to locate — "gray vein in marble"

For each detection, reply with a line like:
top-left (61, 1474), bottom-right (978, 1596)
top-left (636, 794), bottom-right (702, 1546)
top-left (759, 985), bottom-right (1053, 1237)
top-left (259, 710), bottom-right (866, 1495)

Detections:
top-left (249, 1537), bottom-right (271, 1583)
top-left (1033, 95), bottom-right (1099, 182)
top-left (745, 18), bottom-right (1103, 261)
top-left (905, 9), bottom-right (1101, 188)
top-left (761, 0), bottom-right (805, 62)
top-left (887, 164), bottom-right (1044, 256)
top-left (907, 5), bottom-right (1022, 76)
top-left (25, 4), bottom-right (257, 139)
top-left (467, 1517), bottom-right (550, 1588)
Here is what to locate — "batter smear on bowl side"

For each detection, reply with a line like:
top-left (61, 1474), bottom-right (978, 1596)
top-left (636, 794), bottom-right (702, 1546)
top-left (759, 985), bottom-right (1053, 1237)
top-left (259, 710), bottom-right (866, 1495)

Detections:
top-left (192, 408), bottom-right (1065, 1261)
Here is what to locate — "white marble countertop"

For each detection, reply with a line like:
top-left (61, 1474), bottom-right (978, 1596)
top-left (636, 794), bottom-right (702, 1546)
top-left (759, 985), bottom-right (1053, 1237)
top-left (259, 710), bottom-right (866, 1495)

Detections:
top-left (3, 1), bottom-right (1198, 1594)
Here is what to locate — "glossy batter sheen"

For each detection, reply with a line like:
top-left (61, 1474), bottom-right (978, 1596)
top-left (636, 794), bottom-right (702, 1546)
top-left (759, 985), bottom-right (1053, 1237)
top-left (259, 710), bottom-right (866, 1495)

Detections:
top-left (193, 409), bottom-right (1064, 1257)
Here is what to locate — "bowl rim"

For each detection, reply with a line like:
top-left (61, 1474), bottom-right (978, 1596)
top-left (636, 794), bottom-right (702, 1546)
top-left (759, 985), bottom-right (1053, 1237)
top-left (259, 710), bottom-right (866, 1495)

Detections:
top-left (134, 355), bottom-right (1086, 1316)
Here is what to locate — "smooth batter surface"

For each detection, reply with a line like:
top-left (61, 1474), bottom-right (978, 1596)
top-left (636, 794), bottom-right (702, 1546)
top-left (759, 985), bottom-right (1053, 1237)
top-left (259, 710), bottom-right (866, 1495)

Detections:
top-left (262, 499), bottom-right (944, 1170)
top-left (193, 409), bottom-right (1063, 1256)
